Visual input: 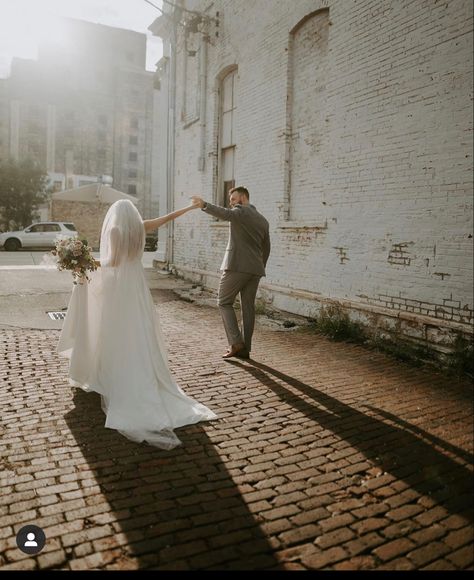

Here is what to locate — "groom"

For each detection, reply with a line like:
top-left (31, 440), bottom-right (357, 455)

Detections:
top-left (192, 187), bottom-right (270, 359)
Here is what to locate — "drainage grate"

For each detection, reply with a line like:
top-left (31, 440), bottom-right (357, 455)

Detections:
top-left (47, 311), bottom-right (67, 320)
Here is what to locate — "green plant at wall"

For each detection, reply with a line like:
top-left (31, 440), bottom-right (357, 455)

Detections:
top-left (310, 304), bottom-right (366, 343)
top-left (447, 335), bottom-right (474, 378)
top-left (306, 303), bottom-right (472, 378)
top-left (370, 335), bottom-right (435, 367)
top-left (255, 300), bottom-right (268, 316)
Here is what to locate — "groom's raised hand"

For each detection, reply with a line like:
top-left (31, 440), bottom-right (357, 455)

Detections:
top-left (191, 196), bottom-right (205, 209)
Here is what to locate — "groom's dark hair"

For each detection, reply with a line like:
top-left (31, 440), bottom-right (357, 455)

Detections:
top-left (229, 186), bottom-right (249, 199)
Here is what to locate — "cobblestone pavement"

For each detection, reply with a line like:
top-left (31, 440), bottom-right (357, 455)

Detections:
top-left (0, 288), bottom-right (473, 570)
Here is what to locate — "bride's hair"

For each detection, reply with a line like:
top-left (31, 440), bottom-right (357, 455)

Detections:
top-left (100, 199), bottom-right (145, 267)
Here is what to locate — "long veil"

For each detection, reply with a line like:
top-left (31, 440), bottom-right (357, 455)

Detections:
top-left (100, 199), bottom-right (145, 268)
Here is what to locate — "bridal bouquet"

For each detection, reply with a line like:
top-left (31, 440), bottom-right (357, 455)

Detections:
top-left (50, 236), bottom-right (98, 284)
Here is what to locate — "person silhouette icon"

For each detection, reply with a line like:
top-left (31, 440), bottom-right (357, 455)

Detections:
top-left (16, 524), bottom-right (46, 554)
top-left (24, 532), bottom-right (38, 547)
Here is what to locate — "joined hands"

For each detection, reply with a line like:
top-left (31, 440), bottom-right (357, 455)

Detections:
top-left (190, 196), bottom-right (205, 209)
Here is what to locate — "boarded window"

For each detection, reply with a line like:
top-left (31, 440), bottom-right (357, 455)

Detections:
top-left (288, 9), bottom-right (329, 221)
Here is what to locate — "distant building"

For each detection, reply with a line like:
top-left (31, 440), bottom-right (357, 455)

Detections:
top-left (0, 18), bottom-right (159, 218)
top-left (51, 183), bottom-right (139, 249)
top-left (149, 0), bottom-right (473, 357)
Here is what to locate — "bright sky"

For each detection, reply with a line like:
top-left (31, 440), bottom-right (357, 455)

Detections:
top-left (0, 0), bottom-right (164, 78)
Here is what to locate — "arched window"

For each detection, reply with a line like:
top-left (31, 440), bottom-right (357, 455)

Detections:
top-left (287, 9), bottom-right (330, 221)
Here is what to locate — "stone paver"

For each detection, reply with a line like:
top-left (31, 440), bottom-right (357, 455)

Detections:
top-left (0, 281), bottom-right (473, 570)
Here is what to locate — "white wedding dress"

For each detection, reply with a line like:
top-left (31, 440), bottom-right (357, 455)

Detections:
top-left (58, 200), bottom-right (217, 449)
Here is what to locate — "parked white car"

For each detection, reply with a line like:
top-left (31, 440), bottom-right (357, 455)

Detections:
top-left (0, 222), bottom-right (78, 251)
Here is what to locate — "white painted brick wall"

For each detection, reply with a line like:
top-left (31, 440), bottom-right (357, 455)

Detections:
top-left (160, 0), bottom-right (473, 346)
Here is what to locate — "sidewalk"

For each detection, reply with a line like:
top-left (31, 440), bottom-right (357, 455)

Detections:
top-left (0, 250), bottom-right (156, 268)
top-left (0, 272), bottom-right (472, 570)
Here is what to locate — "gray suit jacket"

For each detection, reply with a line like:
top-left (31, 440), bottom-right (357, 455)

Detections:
top-left (203, 202), bottom-right (270, 276)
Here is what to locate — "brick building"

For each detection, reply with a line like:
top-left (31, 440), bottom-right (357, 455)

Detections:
top-left (51, 183), bottom-right (139, 249)
top-left (149, 0), bottom-right (473, 355)
top-left (0, 18), bottom-right (159, 218)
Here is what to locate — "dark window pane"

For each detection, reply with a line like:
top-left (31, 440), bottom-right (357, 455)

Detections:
top-left (43, 224), bottom-right (61, 232)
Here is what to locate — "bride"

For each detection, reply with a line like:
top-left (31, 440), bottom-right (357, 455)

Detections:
top-left (57, 198), bottom-right (217, 449)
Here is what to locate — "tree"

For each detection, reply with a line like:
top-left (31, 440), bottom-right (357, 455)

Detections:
top-left (0, 158), bottom-right (51, 231)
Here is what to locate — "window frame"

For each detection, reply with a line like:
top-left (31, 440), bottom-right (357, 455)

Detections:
top-left (216, 67), bottom-right (237, 207)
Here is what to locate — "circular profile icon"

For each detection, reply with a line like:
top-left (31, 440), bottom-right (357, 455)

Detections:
top-left (16, 525), bottom-right (46, 555)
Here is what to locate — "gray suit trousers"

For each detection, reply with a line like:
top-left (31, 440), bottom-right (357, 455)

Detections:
top-left (218, 271), bottom-right (261, 352)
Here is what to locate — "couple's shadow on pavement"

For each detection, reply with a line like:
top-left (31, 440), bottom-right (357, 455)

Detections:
top-left (226, 358), bottom-right (474, 523)
top-left (65, 389), bottom-right (277, 570)
top-left (65, 357), bottom-right (473, 570)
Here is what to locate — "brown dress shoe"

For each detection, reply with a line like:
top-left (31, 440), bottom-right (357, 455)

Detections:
top-left (222, 342), bottom-right (246, 359)
top-left (235, 348), bottom-right (250, 359)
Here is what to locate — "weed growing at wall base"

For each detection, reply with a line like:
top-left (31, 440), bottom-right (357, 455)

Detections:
top-left (370, 336), bottom-right (436, 368)
top-left (306, 304), bottom-right (473, 379)
top-left (447, 335), bottom-right (474, 378)
top-left (309, 304), bottom-right (366, 343)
